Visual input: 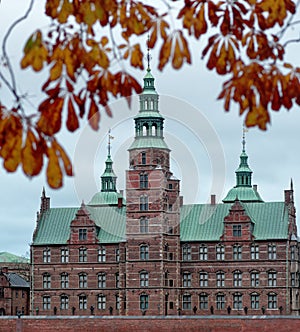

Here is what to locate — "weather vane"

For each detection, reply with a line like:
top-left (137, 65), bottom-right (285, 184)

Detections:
top-left (242, 125), bottom-right (248, 152)
top-left (108, 129), bottom-right (114, 157)
top-left (146, 34), bottom-right (152, 71)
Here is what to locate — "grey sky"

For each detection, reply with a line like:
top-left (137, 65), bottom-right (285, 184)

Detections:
top-left (1, 1), bottom-right (300, 256)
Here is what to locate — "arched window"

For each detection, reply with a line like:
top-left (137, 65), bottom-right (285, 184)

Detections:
top-left (233, 270), bottom-right (242, 287)
top-left (98, 294), bottom-right (106, 310)
top-left (79, 273), bottom-right (87, 288)
top-left (140, 173), bottom-right (148, 189)
top-left (140, 271), bottom-right (149, 287)
top-left (250, 292), bottom-right (260, 309)
top-left (216, 244), bottom-right (225, 260)
top-left (140, 195), bottom-right (148, 211)
top-left (216, 293), bottom-right (225, 310)
top-left (140, 218), bottom-right (149, 233)
top-left (43, 273), bottom-right (51, 289)
top-left (199, 271), bottom-right (208, 287)
top-left (233, 244), bottom-right (242, 260)
top-left (78, 294), bottom-right (87, 310)
top-left (199, 293), bottom-right (208, 309)
top-left (142, 124), bottom-right (148, 136)
top-left (199, 244), bottom-right (208, 260)
top-left (60, 295), bottom-right (69, 310)
top-left (60, 273), bottom-right (69, 288)
top-left (233, 292), bottom-right (243, 309)
top-left (268, 292), bottom-right (277, 309)
top-left (182, 272), bottom-right (191, 287)
top-left (216, 271), bottom-right (225, 287)
top-left (182, 244), bottom-right (191, 261)
top-left (98, 273), bottom-right (106, 288)
top-left (141, 152), bottom-right (146, 164)
top-left (140, 294), bottom-right (149, 310)
top-left (140, 244), bottom-right (149, 260)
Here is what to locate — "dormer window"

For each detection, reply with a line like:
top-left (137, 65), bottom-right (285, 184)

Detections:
top-left (79, 228), bottom-right (87, 241)
top-left (232, 224), bottom-right (242, 237)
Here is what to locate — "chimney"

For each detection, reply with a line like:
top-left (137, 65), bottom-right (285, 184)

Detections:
top-left (253, 184), bottom-right (257, 191)
top-left (40, 187), bottom-right (50, 214)
top-left (179, 196), bottom-right (183, 207)
top-left (118, 197), bottom-right (123, 208)
top-left (210, 194), bottom-right (216, 205)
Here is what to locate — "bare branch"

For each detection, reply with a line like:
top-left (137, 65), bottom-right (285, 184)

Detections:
top-left (1, 0), bottom-right (35, 106)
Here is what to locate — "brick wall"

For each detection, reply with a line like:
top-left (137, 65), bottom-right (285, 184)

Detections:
top-left (1, 316), bottom-right (300, 332)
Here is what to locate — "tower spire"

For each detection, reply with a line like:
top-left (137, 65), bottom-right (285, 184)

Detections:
top-left (242, 126), bottom-right (248, 152)
top-left (101, 130), bottom-right (117, 192)
top-left (108, 129), bottom-right (113, 157)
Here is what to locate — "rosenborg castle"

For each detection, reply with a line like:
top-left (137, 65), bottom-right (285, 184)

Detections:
top-left (31, 64), bottom-right (300, 317)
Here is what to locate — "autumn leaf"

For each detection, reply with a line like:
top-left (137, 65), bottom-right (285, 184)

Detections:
top-left (21, 130), bottom-right (44, 177)
top-left (88, 97), bottom-right (100, 131)
top-left (21, 30), bottom-right (48, 72)
top-left (66, 97), bottom-right (79, 132)
top-left (47, 143), bottom-right (63, 189)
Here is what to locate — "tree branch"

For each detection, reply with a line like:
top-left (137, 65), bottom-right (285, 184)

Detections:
top-left (1, 0), bottom-right (35, 107)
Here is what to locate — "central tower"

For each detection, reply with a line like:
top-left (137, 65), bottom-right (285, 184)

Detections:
top-left (125, 61), bottom-right (181, 315)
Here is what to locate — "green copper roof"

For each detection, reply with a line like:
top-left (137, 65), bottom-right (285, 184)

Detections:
top-left (128, 137), bottom-right (170, 150)
top-left (134, 111), bottom-right (163, 119)
top-left (180, 201), bottom-right (289, 242)
top-left (223, 186), bottom-right (264, 203)
top-left (88, 191), bottom-right (124, 206)
top-left (0, 252), bottom-right (29, 263)
top-left (33, 199), bottom-right (289, 246)
top-left (33, 206), bottom-right (126, 245)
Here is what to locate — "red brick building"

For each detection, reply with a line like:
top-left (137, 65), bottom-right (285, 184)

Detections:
top-left (31, 65), bottom-right (300, 316)
top-left (0, 267), bottom-right (30, 316)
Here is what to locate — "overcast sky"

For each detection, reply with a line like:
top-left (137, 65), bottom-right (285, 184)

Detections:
top-left (1, 1), bottom-right (300, 257)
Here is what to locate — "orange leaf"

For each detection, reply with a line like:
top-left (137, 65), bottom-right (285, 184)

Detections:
top-left (47, 144), bottom-right (63, 189)
top-left (88, 97), bottom-right (100, 130)
top-left (21, 130), bottom-right (44, 177)
top-left (52, 139), bottom-right (73, 177)
top-left (66, 98), bottom-right (79, 132)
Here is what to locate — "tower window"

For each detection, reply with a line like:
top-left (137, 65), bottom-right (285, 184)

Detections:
top-left (140, 173), bottom-right (148, 189)
top-left (140, 218), bottom-right (149, 233)
top-left (79, 228), bottom-right (87, 241)
top-left (140, 195), bottom-right (148, 211)
top-left (141, 152), bottom-right (146, 164)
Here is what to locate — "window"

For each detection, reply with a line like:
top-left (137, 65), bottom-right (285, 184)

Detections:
top-left (43, 296), bottom-right (51, 310)
top-left (98, 294), bottom-right (106, 310)
top-left (233, 224), bottom-right (242, 237)
top-left (140, 195), bottom-right (148, 211)
top-left (291, 245), bottom-right (296, 260)
top-left (43, 273), bottom-right (51, 289)
top-left (140, 271), bottom-right (149, 287)
top-left (0, 288), bottom-right (4, 298)
top-left (199, 272), bottom-right (208, 287)
top-left (61, 273), bottom-right (69, 288)
top-left (79, 273), bottom-right (87, 288)
top-left (268, 271), bottom-right (277, 286)
top-left (140, 294), bottom-right (149, 310)
top-left (43, 248), bottom-right (51, 263)
top-left (251, 244), bottom-right (259, 260)
top-left (61, 248), bottom-right (69, 263)
top-left (250, 293), bottom-right (260, 309)
top-left (115, 273), bottom-right (120, 288)
top-left (60, 295), bottom-right (69, 310)
top-left (183, 272), bottom-right (191, 287)
top-left (233, 293), bottom-right (243, 309)
top-left (98, 246), bottom-right (106, 262)
top-left (182, 245), bottom-right (191, 261)
top-left (199, 293), bottom-right (208, 309)
top-left (140, 173), bottom-right (148, 189)
top-left (199, 245), bottom-right (208, 260)
top-left (98, 273), bottom-right (106, 288)
top-left (79, 295), bottom-right (87, 310)
top-left (233, 271), bottom-right (242, 287)
top-left (216, 271), bottom-right (225, 287)
top-left (291, 272), bottom-right (296, 287)
top-left (268, 293), bottom-right (277, 309)
top-left (268, 244), bottom-right (277, 259)
top-left (140, 245), bottom-right (149, 260)
top-left (216, 244), bottom-right (225, 260)
top-left (216, 293), bottom-right (225, 310)
top-left (79, 228), bottom-right (87, 241)
top-left (233, 245), bottom-right (242, 260)
top-left (182, 294), bottom-right (191, 310)
top-left (141, 152), bottom-right (146, 165)
top-left (79, 247), bottom-right (87, 262)
top-left (250, 271), bottom-right (260, 287)
top-left (116, 248), bottom-right (120, 262)
top-left (140, 218), bottom-right (149, 233)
